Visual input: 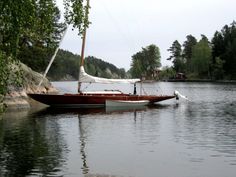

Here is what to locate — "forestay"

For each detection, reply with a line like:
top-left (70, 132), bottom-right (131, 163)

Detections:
top-left (79, 66), bottom-right (140, 84)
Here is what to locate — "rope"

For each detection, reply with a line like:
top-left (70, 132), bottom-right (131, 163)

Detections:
top-left (38, 27), bottom-right (68, 87)
top-left (100, 1), bottom-right (137, 53)
top-left (81, 83), bottom-right (92, 92)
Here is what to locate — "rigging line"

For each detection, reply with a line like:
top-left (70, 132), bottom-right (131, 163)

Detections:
top-left (38, 27), bottom-right (68, 87)
top-left (81, 83), bottom-right (92, 92)
top-left (100, 0), bottom-right (138, 54)
top-left (156, 83), bottom-right (164, 94)
top-left (142, 88), bottom-right (148, 95)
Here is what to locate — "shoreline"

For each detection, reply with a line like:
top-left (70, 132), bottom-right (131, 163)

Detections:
top-left (163, 79), bottom-right (236, 83)
top-left (2, 63), bottom-right (58, 111)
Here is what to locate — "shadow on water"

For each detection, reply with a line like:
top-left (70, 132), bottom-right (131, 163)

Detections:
top-left (31, 106), bottom-right (159, 176)
top-left (0, 109), bottom-right (66, 177)
top-left (2, 98), bottom-right (235, 177)
top-left (0, 105), bottom-right (170, 177)
top-left (30, 105), bottom-right (153, 117)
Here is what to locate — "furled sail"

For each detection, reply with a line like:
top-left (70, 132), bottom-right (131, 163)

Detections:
top-left (79, 66), bottom-right (140, 84)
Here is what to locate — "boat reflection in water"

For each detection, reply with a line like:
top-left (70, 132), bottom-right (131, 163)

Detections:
top-left (0, 102), bottom-right (176, 177)
top-left (3, 82), bottom-right (236, 177)
top-left (26, 105), bottom-right (152, 176)
top-left (32, 105), bottom-right (149, 117)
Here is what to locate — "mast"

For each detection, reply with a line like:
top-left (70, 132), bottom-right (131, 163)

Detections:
top-left (78, 0), bottom-right (90, 93)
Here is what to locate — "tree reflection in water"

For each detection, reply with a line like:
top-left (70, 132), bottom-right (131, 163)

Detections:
top-left (0, 106), bottom-right (148, 177)
top-left (0, 110), bottom-right (65, 176)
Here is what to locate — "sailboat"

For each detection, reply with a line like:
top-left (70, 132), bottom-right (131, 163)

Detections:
top-left (28, 0), bottom-right (176, 107)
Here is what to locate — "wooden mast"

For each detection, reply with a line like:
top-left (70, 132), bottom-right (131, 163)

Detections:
top-left (78, 0), bottom-right (90, 92)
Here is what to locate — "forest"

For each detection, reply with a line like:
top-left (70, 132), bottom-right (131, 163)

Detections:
top-left (1, 0), bottom-right (236, 100)
top-left (166, 22), bottom-right (236, 80)
top-left (48, 50), bottom-right (126, 80)
top-left (0, 0), bottom-right (89, 96)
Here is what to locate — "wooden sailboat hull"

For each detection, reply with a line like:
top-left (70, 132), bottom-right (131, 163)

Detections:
top-left (28, 93), bottom-right (175, 107)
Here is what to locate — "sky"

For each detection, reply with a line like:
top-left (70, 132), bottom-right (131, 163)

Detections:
top-left (57, 0), bottom-right (236, 70)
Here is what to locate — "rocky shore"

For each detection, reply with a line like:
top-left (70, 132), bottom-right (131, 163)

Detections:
top-left (3, 63), bottom-right (58, 110)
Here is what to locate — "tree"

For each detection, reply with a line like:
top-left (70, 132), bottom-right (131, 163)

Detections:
top-left (47, 50), bottom-right (127, 80)
top-left (0, 0), bottom-right (65, 74)
top-left (182, 35), bottom-right (197, 72)
top-left (0, 51), bottom-right (9, 95)
top-left (130, 44), bottom-right (161, 79)
top-left (211, 57), bottom-right (225, 80)
top-left (0, 0), bottom-right (91, 111)
top-left (212, 31), bottom-right (224, 63)
top-left (211, 21), bottom-right (236, 79)
top-left (167, 40), bottom-right (185, 73)
top-left (223, 38), bottom-right (236, 79)
top-left (159, 66), bottom-right (176, 80)
top-left (0, 0), bottom-right (89, 83)
top-left (63, 0), bottom-right (90, 35)
top-left (191, 36), bottom-right (212, 78)
top-left (0, 0), bottom-right (36, 57)
top-left (130, 53), bottom-right (143, 78)
top-left (17, 0), bottom-right (65, 72)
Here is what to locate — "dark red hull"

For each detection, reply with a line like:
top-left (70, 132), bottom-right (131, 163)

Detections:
top-left (28, 93), bottom-right (175, 107)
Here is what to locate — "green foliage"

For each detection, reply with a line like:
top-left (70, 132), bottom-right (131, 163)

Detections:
top-left (0, 0), bottom-right (65, 71)
top-left (159, 66), bottom-right (176, 80)
top-left (167, 40), bottom-right (182, 60)
top-left (212, 31), bottom-right (224, 60)
top-left (18, 46), bottom-right (54, 73)
top-left (168, 22), bottom-right (236, 80)
top-left (167, 40), bottom-right (185, 73)
top-left (211, 57), bottom-right (225, 80)
top-left (85, 56), bottom-right (126, 79)
top-left (0, 52), bottom-right (22, 95)
top-left (223, 38), bottom-right (236, 79)
top-left (0, 0), bottom-right (35, 57)
top-left (63, 0), bottom-right (90, 35)
top-left (212, 21), bottom-right (236, 79)
top-left (0, 0), bottom-right (63, 56)
top-left (182, 35), bottom-right (197, 71)
top-left (190, 36), bottom-right (211, 79)
top-left (0, 0), bottom-right (89, 112)
top-left (16, 0), bottom-right (65, 73)
top-left (0, 0), bottom-right (66, 113)
top-left (0, 51), bottom-right (9, 95)
top-left (130, 44), bottom-right (161, 79)
top-left (0, 101), bottom-right (6, 113)
top-left (47, 50), bottom-right (126, 80)
top-left (48, 50), bottom-right (79, 80)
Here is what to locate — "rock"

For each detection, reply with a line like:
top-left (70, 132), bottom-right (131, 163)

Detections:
top-left (3, 62), bottom-right (58, 109)
top-left (0, 94), bottom-right (6, 113)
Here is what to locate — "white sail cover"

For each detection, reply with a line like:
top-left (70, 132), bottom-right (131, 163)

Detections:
top-left (79, 66), bottom-right (140, 84)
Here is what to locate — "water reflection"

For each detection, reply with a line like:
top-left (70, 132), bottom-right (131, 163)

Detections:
top-left (1, 82), bottom-right (236, 177)
top-left (0, 110), bottom-right (66, 176)
top-left (40, 106), bottom-right (149, 176)
top-left (1, 106), bottom-right (150, 176)
top-left (31, 106), bottom-right (149, 116)
top-left (171, 100), bottom-right (236, 160)
top-left (78, 117), bottom-right (90, 174)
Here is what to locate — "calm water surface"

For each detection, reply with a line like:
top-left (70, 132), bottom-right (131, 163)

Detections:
top-left (0, 82), bottom-right (236, 177)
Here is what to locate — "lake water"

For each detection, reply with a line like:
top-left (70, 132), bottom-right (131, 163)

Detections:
top-left (0, 82), bottom-right (236, 177)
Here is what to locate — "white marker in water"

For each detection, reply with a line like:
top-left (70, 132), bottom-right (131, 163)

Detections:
top-left (174, 90), bottom-right (190, 101)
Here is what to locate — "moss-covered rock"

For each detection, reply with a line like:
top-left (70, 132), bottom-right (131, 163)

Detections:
top-left (3, 63), bottom-right (58, 109)
top-left (0, 94), bottom-right (6, 113)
